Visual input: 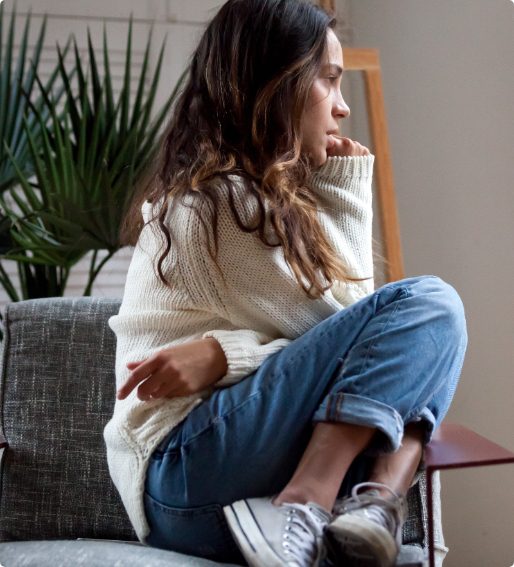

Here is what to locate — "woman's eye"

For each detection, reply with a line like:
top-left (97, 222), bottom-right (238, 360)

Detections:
top-left (327, 76), bottom-right (338, 83)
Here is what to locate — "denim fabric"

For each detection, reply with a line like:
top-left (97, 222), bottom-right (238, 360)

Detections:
top-left (144, 275), bottom-right (467, 564)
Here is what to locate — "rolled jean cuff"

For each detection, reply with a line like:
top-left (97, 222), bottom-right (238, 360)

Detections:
top-left (312, 392), bottom-right (404, 453)
top-left (405, 406), bottom-right (437, 445)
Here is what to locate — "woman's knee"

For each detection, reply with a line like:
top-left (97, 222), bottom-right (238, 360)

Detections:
top-left (410, 277), bottom-right (467, 416)
top-left (408, 275), bottom-right (467, 342)
top-left (429, 276), bottom-right (466, 333)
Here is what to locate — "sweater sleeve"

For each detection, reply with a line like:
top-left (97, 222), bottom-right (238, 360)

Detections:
top-left (166, 196), bottom-right (293, 387)
top-left (201, 329), bottom-right (291, 387)
top-left (309, 155), bottom-right (375, 301)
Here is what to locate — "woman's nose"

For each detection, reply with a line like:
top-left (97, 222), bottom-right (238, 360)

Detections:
top-left (334, 93), bottom-right (350, 119)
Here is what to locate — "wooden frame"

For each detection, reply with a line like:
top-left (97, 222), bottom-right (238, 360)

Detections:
top-left (318, 0), bottom-right (335, 14)
top-left (342, 48), bottom-right (405, 283)
top-left (315, 7), bottom-right (404, 284)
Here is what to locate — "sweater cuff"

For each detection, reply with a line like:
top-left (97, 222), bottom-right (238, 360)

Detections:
top-left (201, 329), bottom-right (291, 387)
top-left (313, 154), bottom-right (375, 183)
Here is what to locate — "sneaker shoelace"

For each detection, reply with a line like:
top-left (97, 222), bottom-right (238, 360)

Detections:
top-left (280, 502), bottom-right (330, 566)
top-left (333, 482), bottom-right (406, 547)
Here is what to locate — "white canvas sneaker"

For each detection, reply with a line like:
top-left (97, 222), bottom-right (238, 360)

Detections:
top-left (223, 495), bottom-right (332, 567)
top-left (324, 482), bottom-right (406, 567)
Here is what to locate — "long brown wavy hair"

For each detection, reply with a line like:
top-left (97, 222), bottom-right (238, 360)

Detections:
top-left (121, 0), bottom-right (367, 299)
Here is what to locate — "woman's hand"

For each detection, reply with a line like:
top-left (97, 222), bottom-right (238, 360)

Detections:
top-left (117, 338), bottom-right (228, 401)
top-left (327, 135), bottom-right (370, 157)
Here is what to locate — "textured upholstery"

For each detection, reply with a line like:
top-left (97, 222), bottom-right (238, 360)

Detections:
top-left (0, 296), bottom-right (439, 563)
top-left (0, 297), bottom-right (135, 542)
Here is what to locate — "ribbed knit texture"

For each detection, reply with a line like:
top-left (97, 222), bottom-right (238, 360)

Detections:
top-left (104, 155), bottom-right (375, 541)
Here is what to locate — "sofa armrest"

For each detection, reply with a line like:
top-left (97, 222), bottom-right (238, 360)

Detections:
top-left (0, 433), bottom-right (7, 449)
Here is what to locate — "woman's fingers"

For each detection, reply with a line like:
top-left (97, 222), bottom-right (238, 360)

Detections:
top-left (140, 375), bottom-right (186, 400)
top-left (150, 382), bottom-right (176, 399)
top-left (137, 376), bottom-right (169, 401)
top-left (327, 136), bottom-right (370, 157)
top-left (117, 358), bottom-right (158, 399)
top-left (118, 340), bottom-right (219, 401)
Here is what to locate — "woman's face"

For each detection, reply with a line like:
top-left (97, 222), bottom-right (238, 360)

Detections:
top-left (300, 29), bottom-right (350, 168)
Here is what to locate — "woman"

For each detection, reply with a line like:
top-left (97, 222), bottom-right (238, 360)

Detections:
top-left (104, 1), bottom-right (467, 566)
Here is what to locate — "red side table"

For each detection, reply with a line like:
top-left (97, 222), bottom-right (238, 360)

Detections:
top-left (424, 423), bottom-right (514, 567)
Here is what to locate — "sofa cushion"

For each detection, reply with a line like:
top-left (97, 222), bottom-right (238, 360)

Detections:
top-left (0, 540), bottom-right (239, 567)
top-left (0, 540), bottom-right (430, 567)
top-left (0, 297), bottom-right (134, 541)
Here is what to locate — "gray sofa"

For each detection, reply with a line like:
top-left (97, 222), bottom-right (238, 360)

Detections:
top-left (0, 297), bottom-right (445, 566)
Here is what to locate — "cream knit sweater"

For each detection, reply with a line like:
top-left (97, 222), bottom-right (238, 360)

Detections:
top-left (104, 154), bottom-right (375, 541)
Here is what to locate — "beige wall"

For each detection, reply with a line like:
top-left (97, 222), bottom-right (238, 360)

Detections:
top-left (344, 1), bottom-right (514, 565)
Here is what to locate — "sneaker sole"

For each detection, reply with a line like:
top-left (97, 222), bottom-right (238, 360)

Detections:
top-left (325, 515), bottom-right (397, 567)
top-left (223, 500), bottom-right (286, 567)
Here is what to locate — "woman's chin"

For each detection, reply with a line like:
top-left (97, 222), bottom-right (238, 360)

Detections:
top-left (312, 150), bottom-right (328, 168)
top-left (303, 147), bottom-right (328, 169)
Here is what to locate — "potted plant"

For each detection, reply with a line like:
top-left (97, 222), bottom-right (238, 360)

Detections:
top-left (0, 6), bottom-right (183, 300)
top-left (0, 4), bottom-right (71, 300)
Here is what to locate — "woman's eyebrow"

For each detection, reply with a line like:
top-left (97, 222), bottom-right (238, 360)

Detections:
top-left (324, 63), bottom-right (344, 75)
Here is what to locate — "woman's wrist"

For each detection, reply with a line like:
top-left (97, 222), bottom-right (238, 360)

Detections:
top-left (203, 337), bottom-right (229, 380)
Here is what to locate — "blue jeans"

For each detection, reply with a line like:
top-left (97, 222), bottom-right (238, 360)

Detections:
top-left (144, 275), bottom-right (467, 564)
